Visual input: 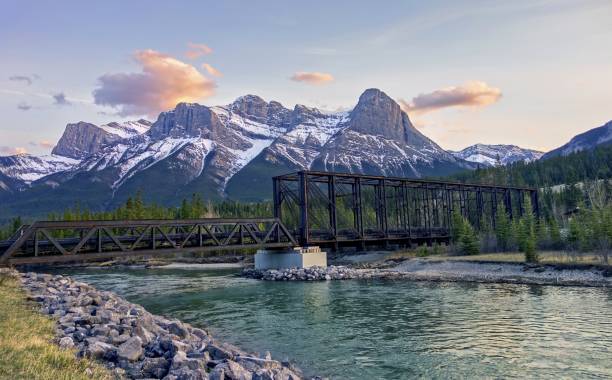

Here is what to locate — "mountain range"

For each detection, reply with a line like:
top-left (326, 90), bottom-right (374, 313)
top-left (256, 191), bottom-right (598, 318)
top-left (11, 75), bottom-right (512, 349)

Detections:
top-left (450, 144), bottom-right (543, 167)
top-left (1, 88), bottom-right (606, 219)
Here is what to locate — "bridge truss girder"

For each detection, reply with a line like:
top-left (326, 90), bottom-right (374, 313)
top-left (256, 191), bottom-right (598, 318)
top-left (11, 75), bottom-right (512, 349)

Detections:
top-left (0, 218), bottom-right (297, 265)
top-left (273, 170), bottom-right (539, 248)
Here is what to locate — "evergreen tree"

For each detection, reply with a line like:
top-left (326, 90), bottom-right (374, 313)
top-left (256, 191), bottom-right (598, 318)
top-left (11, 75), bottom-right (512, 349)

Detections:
top-left (519, 198), bottom-right (539, 262)
top-left (548, 217), bottom-right (563, 250)
top-left (494, 204), bottom-right (511, 251)
top-left (451, 209), bottom-right (465, 245)
top-left (460, 221), bottom-right (480, 255)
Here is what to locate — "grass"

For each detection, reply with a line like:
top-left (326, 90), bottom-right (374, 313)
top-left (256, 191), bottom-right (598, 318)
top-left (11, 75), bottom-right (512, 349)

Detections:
top-left (424, 251), bottom-right (608, 265)
top-left (382, 248), bottom-right (608, 266)
top-left (0, 272), bottom-right (111, 380)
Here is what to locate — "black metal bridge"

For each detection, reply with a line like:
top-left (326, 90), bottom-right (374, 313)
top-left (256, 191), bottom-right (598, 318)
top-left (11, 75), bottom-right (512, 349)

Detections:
top-left (0, 218), bottom-right (297, 266)
top-left (273, 171), bottom-right (538, 249)
top-left (0, 170), bottom-right (538, 265)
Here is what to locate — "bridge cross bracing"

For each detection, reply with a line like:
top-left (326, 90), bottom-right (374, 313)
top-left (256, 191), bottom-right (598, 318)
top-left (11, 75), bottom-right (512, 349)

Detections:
top-left (273, 171), bottom-right (539, 249)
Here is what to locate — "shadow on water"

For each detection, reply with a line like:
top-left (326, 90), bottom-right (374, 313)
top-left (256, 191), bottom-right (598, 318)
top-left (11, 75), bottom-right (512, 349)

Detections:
top-left (56, 267), bottom-right (612, 380)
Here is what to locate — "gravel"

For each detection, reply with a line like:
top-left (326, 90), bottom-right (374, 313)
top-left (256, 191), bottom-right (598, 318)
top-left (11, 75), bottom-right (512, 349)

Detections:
top-left (243, 261), bottom-right (612, 287)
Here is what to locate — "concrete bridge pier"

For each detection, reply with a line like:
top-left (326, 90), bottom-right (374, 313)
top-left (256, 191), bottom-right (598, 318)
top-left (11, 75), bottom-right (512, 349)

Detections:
top-left (254, 246), bottom-right (327, 270)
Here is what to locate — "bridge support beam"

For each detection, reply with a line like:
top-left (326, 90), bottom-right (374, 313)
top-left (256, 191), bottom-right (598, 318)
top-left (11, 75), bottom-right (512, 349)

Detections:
top-left (255, 246), bottom-right (327, 270)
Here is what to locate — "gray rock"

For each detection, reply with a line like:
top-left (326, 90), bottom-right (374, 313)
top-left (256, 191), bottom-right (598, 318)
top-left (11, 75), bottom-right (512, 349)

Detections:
top-left (86, 341), bottom-right (116, 359)
top-left (142, 357), bottom-right (170, 378)
top-left (210, 360), bottom-right (252, 380)
top-left (59, 336), bottom-right (75, 350)
top-left (207, 344), bottom-right (235, 361)
top-left (167, 321), bottom-right (190, 339)
top-left (133, 324), bottom-right (155, 345)
top-left (170, 351), bottom-right (204, 371)
top-left (117, 336), bottom-right (143, 362)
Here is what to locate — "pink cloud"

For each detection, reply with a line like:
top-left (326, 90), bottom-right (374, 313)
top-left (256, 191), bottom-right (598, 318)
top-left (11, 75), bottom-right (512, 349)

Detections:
top-left (39, 140), bottom-right (54, 149)
top-left (400, 81), bottom-right (502, 114)
top-left (0, 146), bottom-right (27, 155)
top-left (185, 42), bottom-right (213, 59)
top-left (92, 49), bottom-right (216, 117)
top-left (290, 71), bottom-right (334, 85)
top-left (202, 63), bottom-right (223, 77)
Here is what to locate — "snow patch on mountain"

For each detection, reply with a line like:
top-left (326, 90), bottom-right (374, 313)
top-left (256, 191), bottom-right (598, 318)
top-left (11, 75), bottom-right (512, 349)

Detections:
top-left (0, 154), bottom-right (80, 183)
top-left (98, 119), bottom-right (152, 139)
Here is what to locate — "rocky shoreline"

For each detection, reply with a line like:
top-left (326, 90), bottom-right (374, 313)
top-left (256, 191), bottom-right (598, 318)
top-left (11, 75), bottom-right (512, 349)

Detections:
top-left (10, 269), bottom-right (305, 380)
top-left (242, 260), bottom-right (612, 287)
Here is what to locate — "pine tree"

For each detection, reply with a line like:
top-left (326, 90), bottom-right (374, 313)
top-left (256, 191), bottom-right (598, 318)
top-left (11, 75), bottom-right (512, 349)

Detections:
top-left (548, 217), bottom-right (562, 249)
top-left (494, 204), bottom-right (511, 251)
top-left (460, 221), bottom-right (480, 255)
top-left (451, 209), bottom-right (465, 245)
top-left (519, 198), bottom-right (539, 262)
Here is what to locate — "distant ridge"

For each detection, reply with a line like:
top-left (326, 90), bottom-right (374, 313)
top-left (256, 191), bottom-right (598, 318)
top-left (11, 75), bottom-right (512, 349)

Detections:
top-left (542, 120), bottom-right (612, 159)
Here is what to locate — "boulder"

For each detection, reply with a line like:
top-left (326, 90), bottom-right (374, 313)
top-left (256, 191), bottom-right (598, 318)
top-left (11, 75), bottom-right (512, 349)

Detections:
top-left (210, 360), bottom-right (252, 380)
top-left (167, 321), bottom-right (190, 339)
top-left (58, 336), bottom-right (75, 350)
top-left (142, 357), bottom-right (170, 378)
top-left (86, 341), bottom-right (116, 360)
top-left (117, 336), bottom-right (143, 362)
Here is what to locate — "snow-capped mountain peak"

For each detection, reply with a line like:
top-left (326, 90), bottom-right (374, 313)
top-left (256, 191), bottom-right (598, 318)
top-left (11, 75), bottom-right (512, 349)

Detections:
top-left (0, 154), bottom-right (79, 184)
top-left (451, 144), bottom-right (543, 167)
top-left (0, 89), bottom-right (476, 214)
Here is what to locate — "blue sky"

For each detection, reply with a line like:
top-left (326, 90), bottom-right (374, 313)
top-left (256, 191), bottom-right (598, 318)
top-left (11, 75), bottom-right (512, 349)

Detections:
top-left (1, 0), bottom-right (611, 155)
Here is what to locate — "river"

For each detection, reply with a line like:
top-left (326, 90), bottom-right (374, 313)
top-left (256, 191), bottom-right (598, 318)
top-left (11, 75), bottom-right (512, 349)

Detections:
top-left (57, 267), bottom-right (612, 379)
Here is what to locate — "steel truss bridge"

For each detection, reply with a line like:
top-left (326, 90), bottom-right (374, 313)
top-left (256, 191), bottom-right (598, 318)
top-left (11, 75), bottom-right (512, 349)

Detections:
top-left (0, 171), bottom-right (538, 265)
top-left (0, 218), bottom-right (297, 266)
top-left (273, 171), bottom-right (539, 249)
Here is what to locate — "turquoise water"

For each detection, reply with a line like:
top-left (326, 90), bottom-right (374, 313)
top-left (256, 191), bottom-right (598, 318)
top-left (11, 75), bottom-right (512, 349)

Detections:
top-left (58, 267), bottom-right (612, 379)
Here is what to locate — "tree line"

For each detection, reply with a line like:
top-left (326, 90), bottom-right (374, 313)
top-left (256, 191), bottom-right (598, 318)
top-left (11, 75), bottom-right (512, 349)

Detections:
top-left (0, 192), bottom-right (272, 240)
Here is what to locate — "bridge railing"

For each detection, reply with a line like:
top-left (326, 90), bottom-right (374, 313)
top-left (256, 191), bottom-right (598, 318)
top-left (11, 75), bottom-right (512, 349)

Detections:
top-left (0, 218), bottom-right (297, 265)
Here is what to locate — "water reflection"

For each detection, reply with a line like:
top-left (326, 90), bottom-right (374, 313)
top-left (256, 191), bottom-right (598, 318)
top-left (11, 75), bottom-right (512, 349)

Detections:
top-left (58, 268), bottom-right (612, 379)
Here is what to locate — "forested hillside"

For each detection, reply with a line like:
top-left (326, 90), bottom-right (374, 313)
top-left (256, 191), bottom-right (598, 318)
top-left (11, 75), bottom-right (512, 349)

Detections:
top-left (449, 143), bottom-right (612, 188)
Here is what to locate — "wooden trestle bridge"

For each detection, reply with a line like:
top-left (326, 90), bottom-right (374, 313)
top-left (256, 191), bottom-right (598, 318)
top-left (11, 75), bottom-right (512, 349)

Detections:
top-left (0, 171), bottom-right (538, 266)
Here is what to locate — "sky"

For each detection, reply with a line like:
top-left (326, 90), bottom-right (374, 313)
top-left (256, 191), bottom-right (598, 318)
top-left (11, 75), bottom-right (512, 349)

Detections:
top-left (1, 0), bottom-right (611, 155)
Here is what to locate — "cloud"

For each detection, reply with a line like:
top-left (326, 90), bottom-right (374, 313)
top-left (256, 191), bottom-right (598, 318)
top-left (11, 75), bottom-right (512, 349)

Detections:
top-left (185, 42), bottom-right (213, 59)
top-left (0, 146), bottom-right (27, 155)
top-left (17, 102), bottom-right (32, 111)
top-left (290, 71), bottom-right (334, 85)
top-left (39, 140), bottom-right (54, 149)
top-left (9, 75), bottom-right (34, 85)
top-left (399, 81), bottom-right (502, 114)
top-left (53, 92), bottom-right (72, 106)
top-left (28, 140), bottom-right (55, 149)
top-left (92, 49), bottom-right (216, 117)
top-left (202, 63), bottom-right (223, 77)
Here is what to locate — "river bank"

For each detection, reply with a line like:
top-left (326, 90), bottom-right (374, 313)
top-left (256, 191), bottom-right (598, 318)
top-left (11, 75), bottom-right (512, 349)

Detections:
top-left (243, 259), bottom-right (612, 287)
top-left (5, 268), bottom-right (305, 380)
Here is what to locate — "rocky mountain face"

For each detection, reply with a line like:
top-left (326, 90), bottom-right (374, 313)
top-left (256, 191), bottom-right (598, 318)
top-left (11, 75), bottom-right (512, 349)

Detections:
top-left (52, 120), bottom-right (151, 159)
top-left (0, 89), bottom-right (475, 218)
top-left (542, 120), bottom-right (612, 159)
top-left (451, 144), bottom-right (544, 167)
top-left (310, 89), bottom-right (463, 177)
